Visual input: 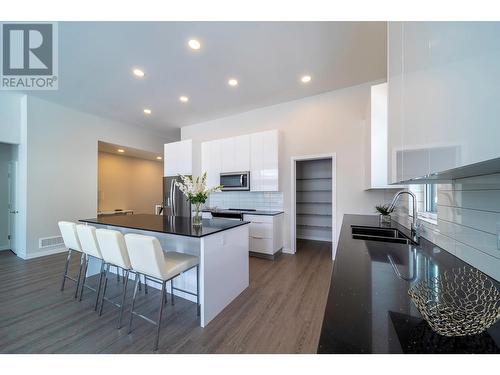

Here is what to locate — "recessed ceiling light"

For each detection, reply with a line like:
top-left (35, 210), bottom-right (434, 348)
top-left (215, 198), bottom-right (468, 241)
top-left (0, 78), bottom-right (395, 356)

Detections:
top-left (179, 96), bottom-right (189, 103)
top-left (133, 68), bottom-right (145, 78)
top-left (143, 108), bottom-right (152, 115)
top-left (117, 149), bottom-right (125, 153)
top-left (228, 78), bottom-right (238, 87)
top-left (156, 156), bottom-right (163, 160)
top-left (188, 39), bottom-right (201, 50)
top-left (301, 75), bottom-right (312, 83)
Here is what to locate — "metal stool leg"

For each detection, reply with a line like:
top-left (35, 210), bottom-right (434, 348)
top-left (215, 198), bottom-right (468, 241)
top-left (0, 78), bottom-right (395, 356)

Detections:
top-left (144, 275), bottom-right (148, 294)
top-left (117, 269), bottom-right (129, 329)
top-left (196, 265), bottom-right (200, 317)
top-left (78, 254), bottom-right (90, 301)
top-left (60, 249), bottom-right (72, 291)
top-left (116, 266), bottom-right (120, 283)
top-left (74, 252), bottom-right (85, 299)
top-left (170, 279), bottom-right (175, 305)
top-left (94, 260), bottom-right (105, 311)
top-left (99, 264), bottom-right (110, 316)
top-left (154, 281), bottom-right (166, 351)
top-left (128, 273), bottom-right (141, 334)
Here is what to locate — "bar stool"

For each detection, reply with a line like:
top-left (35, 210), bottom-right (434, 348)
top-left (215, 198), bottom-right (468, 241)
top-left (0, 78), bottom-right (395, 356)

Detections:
top-left (58, 221), bottom-right (85, 296)
top-left (75, 224), bottom-right (106, 308)
top-left (124, 233), bottom-right (199, 351)
top-left (95, 228), bottom-right (133, 329)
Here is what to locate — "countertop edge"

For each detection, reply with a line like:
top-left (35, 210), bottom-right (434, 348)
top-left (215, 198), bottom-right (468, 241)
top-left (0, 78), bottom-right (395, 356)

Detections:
top-left (202, 209), bottom-right (284, 216)
top-left (79, 217), bottom-right (250, 238)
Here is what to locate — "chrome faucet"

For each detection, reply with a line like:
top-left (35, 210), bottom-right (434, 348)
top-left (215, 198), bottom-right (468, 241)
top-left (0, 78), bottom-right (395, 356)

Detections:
top-left (388, 190), bottom-right (420, 242)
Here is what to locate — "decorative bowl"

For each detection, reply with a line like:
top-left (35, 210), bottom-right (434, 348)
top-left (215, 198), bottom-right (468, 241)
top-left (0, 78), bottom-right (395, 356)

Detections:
top-left (408, 266), bottom-right (500, 336)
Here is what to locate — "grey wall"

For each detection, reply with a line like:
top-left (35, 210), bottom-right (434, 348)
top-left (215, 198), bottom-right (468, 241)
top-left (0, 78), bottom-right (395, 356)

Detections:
top-left (181, 82), bottom-right (391, 256)
top-left (392, 174), bottom-right (500, 282)
top-left (23, 96), bottom-right (176, 257)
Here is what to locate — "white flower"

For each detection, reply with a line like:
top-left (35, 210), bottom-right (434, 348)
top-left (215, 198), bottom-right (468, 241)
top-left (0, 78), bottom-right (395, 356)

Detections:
top-left (174, 172), bottom-right (222, 204)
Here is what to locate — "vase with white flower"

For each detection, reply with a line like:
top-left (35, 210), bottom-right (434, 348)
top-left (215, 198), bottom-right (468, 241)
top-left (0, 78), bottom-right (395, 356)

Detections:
top-left (174, 172), bottom-right (222, 226)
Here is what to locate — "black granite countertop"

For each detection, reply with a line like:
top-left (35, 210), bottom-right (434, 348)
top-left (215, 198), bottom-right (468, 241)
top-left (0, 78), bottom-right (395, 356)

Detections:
top-left (317, 214), bottom-right (500, 354)
top-left (202, 208), bottom-right (284, 216)
top-left (80, 214), bottom-right (249, 238)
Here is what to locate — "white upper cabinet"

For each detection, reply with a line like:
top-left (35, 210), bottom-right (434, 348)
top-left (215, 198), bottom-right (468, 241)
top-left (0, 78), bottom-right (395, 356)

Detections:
top-left (250, 130), bottom-right (279, 192)
top-left (201, 130), bottom-right (279, 192)
top-left (220, 135), bottom-right (250, 173)
top-left (164, 139), bottom-right (192, 177)
top-left (387, 22), bottom-right (405, 184)
top-left (365, 83), bottom-right (400, 189)
top-left (201, 139), bottom-right (222, 188)
top-left (388, 22), bottom-right (500, 183)
top-left (233, 135), bottom-right (250, 171)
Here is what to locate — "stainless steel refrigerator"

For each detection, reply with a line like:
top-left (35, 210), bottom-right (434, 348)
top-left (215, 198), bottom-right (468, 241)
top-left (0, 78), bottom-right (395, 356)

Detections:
top-left (162, 176), bottom-right (192, 217)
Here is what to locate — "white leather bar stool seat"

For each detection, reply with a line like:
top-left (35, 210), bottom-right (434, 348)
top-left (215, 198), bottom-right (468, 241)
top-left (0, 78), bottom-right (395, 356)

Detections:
top-left (95, 228), bottom-right (133, 328)
top-left (124, 233), bottom-right (200, 351)
top-left (75, 225), bottom-right (105, 307)
top-left (163, 251), bottom-right (199, 280)
top-left (58, 221), bottom-right (85, 295)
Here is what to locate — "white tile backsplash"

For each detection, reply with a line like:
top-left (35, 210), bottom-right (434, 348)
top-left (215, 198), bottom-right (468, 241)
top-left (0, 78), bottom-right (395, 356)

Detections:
top-left (392, 173), bottom-right (500, 282)
top-left (207, 191), bottom-right (283, 211)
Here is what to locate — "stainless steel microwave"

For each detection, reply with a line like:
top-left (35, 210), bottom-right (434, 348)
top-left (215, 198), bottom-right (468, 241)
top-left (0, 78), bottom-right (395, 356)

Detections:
top-left (220, 172), bottom-right (250, 191)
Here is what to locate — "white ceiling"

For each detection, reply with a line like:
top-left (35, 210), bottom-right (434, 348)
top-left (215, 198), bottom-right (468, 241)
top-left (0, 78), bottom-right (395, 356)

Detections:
top-left (32, 22), bottom-right (387, 137)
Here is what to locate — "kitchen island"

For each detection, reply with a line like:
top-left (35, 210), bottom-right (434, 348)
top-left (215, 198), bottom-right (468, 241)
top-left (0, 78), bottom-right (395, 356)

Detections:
top-left (318, 214), bottom-right (500, 354)
top-left (80, 214), bottom-right (250, 327)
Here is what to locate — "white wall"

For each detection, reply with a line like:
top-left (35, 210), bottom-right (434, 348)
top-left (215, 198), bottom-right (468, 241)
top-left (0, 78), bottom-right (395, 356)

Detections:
top-left (181, 82), bottom-right (390, 255)
top-left (23, 96), bottom-right (175, 257)
top-left (98, 151), bottom-right (163, 214)
top-left (0, 93), bottom-right (24, 144)
top-left (0, 143), bottom-right (14, 250)
top-left (392, 175), bottom-right (500, 282)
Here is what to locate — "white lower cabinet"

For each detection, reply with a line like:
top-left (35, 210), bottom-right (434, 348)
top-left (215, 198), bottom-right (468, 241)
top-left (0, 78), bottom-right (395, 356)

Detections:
top-left (244, 213), bottom-right (284, 256)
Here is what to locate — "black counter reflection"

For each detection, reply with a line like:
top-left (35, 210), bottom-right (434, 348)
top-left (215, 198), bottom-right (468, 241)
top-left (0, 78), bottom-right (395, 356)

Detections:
top-left (389, 312), bottom-right (500, 354)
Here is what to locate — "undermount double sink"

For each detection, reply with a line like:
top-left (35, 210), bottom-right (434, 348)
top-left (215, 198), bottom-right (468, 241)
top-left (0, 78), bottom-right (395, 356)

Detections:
top-left (351, 226), bottom-right (417, 245)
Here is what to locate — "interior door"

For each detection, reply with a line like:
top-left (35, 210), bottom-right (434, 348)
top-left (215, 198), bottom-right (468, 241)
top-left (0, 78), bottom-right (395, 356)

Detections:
top-left (7, 161), bottom-right (18, 254)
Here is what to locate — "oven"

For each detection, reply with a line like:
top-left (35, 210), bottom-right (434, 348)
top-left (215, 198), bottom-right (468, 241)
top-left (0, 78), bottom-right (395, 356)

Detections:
top-left (220, 171), bottom-right (250, 191)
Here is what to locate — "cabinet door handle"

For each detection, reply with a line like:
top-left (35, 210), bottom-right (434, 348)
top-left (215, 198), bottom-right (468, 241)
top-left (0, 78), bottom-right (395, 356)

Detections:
top-left (251, 235), bottom-right (264, 239)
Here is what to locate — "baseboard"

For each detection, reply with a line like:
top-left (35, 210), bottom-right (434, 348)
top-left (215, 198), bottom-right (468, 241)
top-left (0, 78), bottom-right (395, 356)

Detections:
top-left (282, 247), bottom-right (294, 254)
top-left (297, 236), bottom-right (332, 243)
top-left (23, 245), bottom-right (67, 259)
top-left (249, 249), bottom-right (282, 261)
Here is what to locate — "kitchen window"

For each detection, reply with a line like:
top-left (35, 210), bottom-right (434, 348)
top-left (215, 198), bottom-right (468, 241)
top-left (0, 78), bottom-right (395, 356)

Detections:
top-left (409, 184), bottom-right (438, 224)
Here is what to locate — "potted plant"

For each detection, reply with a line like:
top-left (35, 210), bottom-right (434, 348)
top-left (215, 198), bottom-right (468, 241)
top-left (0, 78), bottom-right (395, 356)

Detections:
top-left (375, 204), bottom-right (393, 225)
top-left (175, 172), bottom-right (222, 226)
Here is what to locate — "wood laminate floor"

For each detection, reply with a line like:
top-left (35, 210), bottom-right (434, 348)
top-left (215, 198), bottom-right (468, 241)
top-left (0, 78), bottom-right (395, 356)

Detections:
top-left (0, 239), bottom-right (332, 353)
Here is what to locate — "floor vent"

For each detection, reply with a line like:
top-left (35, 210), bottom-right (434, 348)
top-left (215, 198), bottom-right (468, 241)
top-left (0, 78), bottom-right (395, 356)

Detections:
top-left (39, 236), bottom-right (64, 249)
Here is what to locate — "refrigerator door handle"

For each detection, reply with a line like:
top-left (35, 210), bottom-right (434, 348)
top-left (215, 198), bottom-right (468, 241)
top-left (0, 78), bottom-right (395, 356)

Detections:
top-left (170, 178), bottom-right (176, 216)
